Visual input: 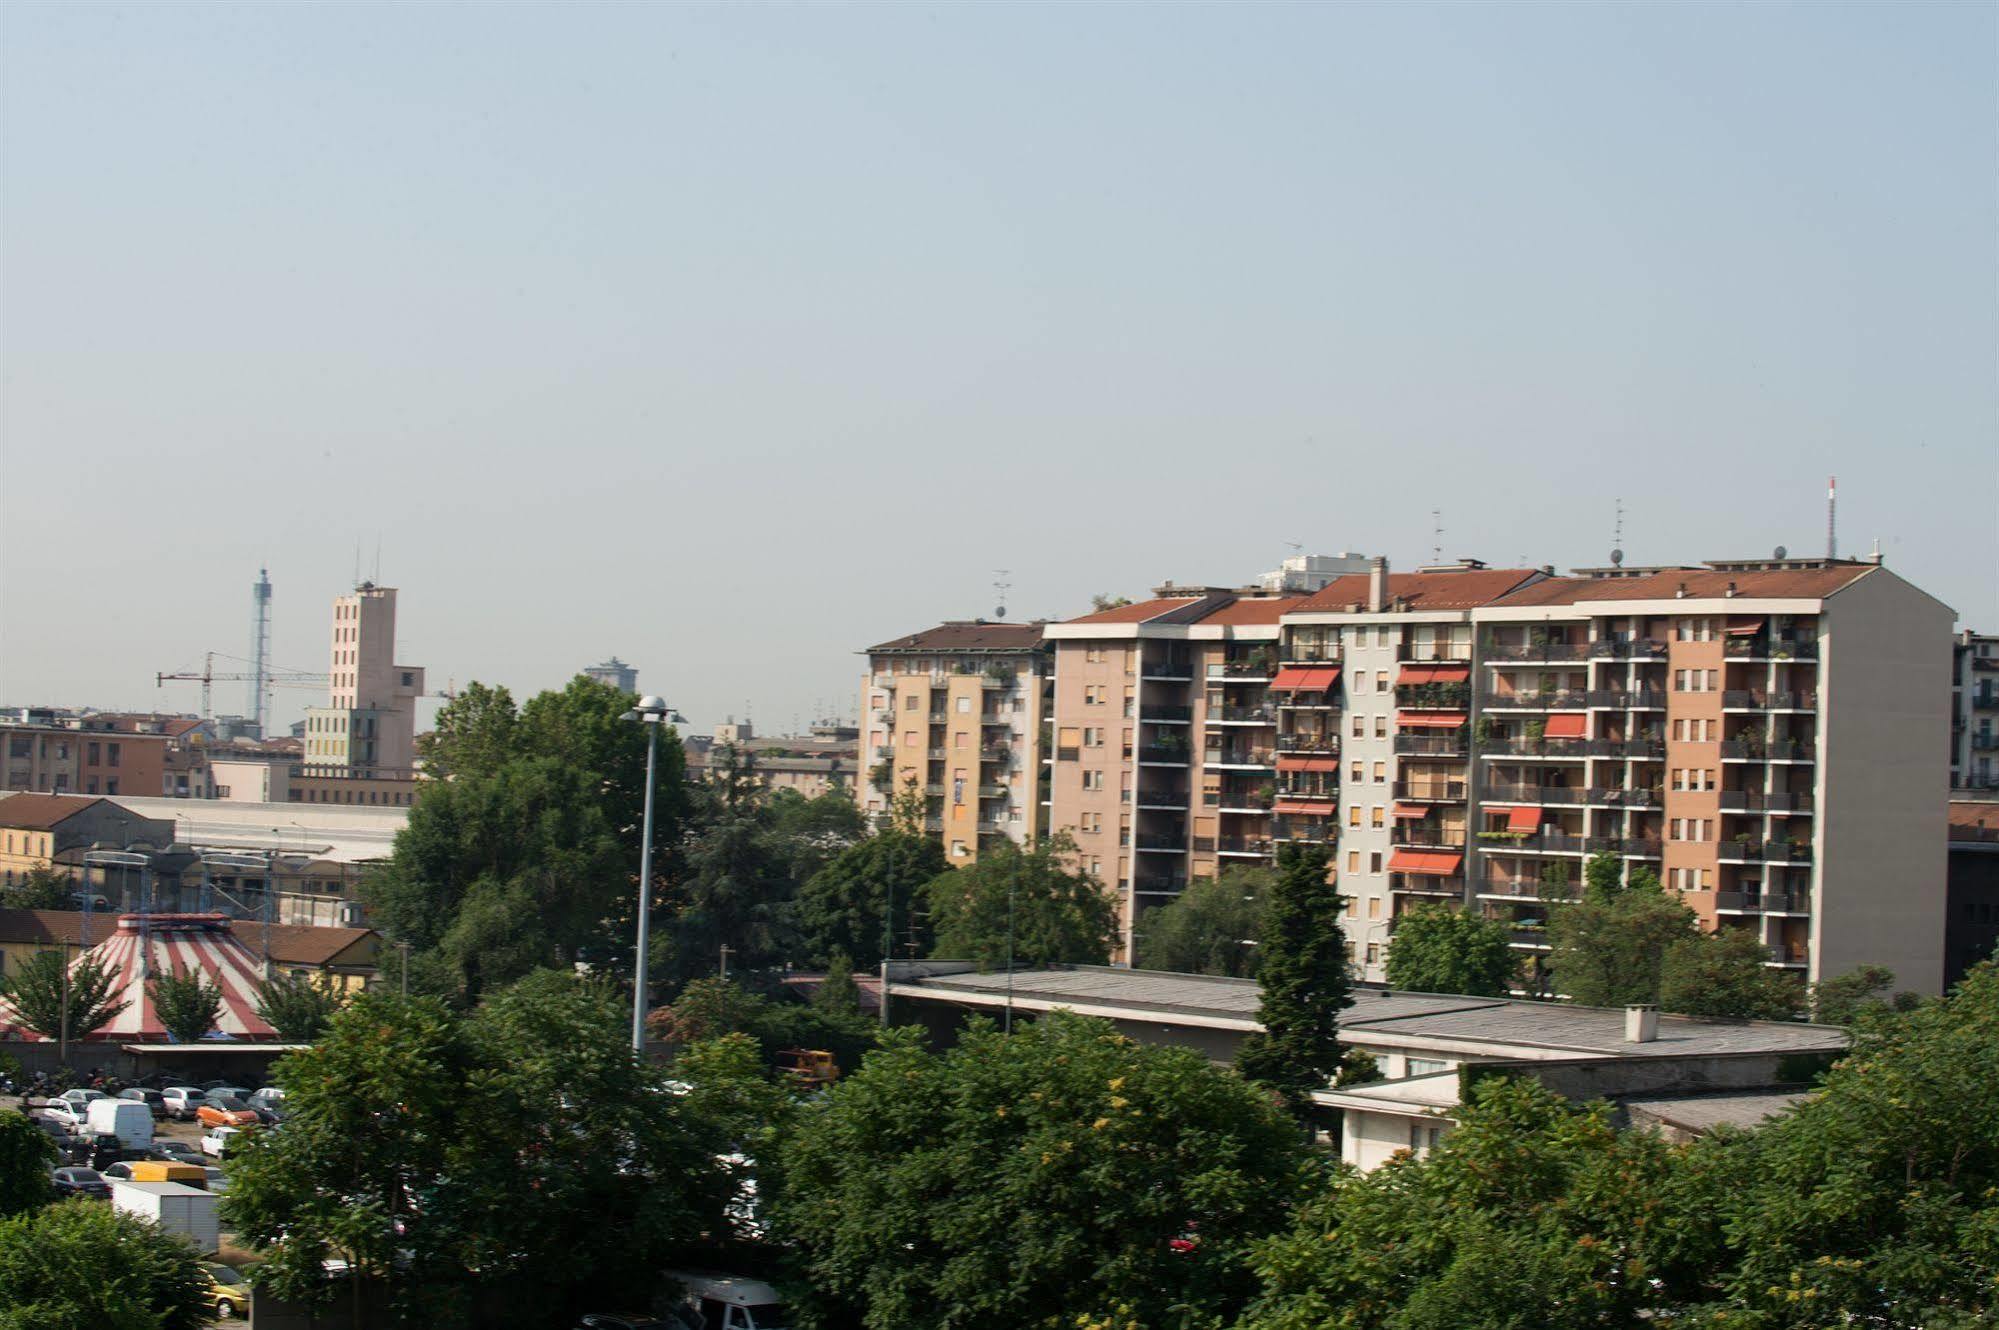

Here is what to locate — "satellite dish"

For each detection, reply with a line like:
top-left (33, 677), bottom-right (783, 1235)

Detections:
top-left (1774, 545), bottom-right (1788, 560)
top-left (1610, 548), bottom-right (1624, 566)
top-left (994, 606), bottom-right (1007, 618)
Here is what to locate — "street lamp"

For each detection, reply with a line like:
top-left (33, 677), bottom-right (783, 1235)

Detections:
top-left (624, 695), bottom-right (678, 1054)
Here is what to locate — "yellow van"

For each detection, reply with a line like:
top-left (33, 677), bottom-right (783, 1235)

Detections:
top-left (126, 1162), bottom-right (207, 1188)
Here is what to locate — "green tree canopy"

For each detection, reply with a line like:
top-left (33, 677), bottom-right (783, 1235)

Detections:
top-left (1383, 903), bottom-right (1517, 997)
top-left (0, 952), bottom-right (126, 1042)
top-left (0, 867), bottom-right (73, 911)
top-left (1236, 842), bottom-right (1348, 1100)
top-left (794, 831), bottom-right (949, 968)
top-left (650, 977), bottom-right (877, 1077)
top-left (0, 1114), bottom-right (55, 1219)
top-left (1133, 866), bottom-right (1270, 978)
top-left (1659, 926), bottom-right (1803, 1020)
top-left (253, 969), bottom-right (349, 1042)
top-left (0, 1198), bottom-right (214, 1330)
top-left (765, 788), bottom-right (869, 888)
top-left (776, 1012), bottom-right (1306, 1330)
top-left (1808, 963), bottom-right (1921, 1025)
top-left (1544, 865), bottom-right (1695, 1007)
top-left (923, 836), bottom-right (1115, 969)
top-left (148, 970), bottom-right (223, 1044)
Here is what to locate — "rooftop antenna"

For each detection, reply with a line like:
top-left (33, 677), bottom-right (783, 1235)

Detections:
top-left (1431, 510), bottom-right (1444, 565)
top-left (993, 568), bottom-right (1012, 620)
top-left (1611, 497), bottom-right (1625, 566)
top-left (373, 535), bottom-right (382, 584)
top-left (1826, 476), bottom-right (1838, 560)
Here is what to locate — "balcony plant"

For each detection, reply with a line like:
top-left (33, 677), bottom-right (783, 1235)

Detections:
top-left (1246, 645), bottom-right (1278, 675)
top-left (1524, 720), bottom-right (1546, 746)
top-left (1473, 716), bottom-right (1497, 749)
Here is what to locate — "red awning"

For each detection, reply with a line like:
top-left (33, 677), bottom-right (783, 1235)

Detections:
top-left (1505, 806), bottom-right (1542, 832)
top-left (1277, 756), bottom-right (1341, 773)
top-left (1387, 849), bottom-right (1464, 876)
top-left (1397, 664), bottom-right (1468, 685)
top-left (1271, 666), bottom-right (1341, 692)
top-left (1391, 802), bottom-right (1428, 819)
top-left (1397, 711), bottom-right (1468, 728)
top-left (1273, 798), bottom-right (1334, 814)
top-left (1725, 616), bottom-right (1762, 636)
top-left (1543, 713), bottom-right (1587, 739)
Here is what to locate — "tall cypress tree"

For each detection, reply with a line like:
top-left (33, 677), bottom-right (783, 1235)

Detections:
top-left (1235, 842), bottom-right (1349, 1101)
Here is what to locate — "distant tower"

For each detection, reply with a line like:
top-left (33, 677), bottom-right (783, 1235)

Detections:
top-left (248, 568), bottom-right (272, 733)
top-left (584, 657), bottom-right (638, 694)
top-left (1826, 475), bottom-right (1838, 560)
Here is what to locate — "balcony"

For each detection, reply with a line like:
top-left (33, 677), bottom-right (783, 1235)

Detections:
top-left (1141, 663), bottom-right (1194, 681)
top-left (1718, 790), bottom-right (1816, 813)
top-left (1584, 786), bottom-right (1663, 809)
top-left (1134, 834), bottom-right (1185, 852)
top-left (1483, 783), bottom-right (1586, 805)
top-left (1134, 875), bottom-right (1188, 894)
top-left (1394, 734), bottom-right (1467, 757)
top-left (1280, 648), bottom-right (1342, 665)
top-left (1276, 693), bottom-right (1341, 711)
top-left (1720, 739), bottom-right (1814, 762)
top-left (1394, 827), bottom-right (1467, 850)
top-left (1275, 785), bottom-right (1337, 805)
top-left (1583, 738), bottom-right (1665, 759)
top-left (1725, 638), bottom-right (1819, 661)
top-left (1390, 873), bottom-right (1465, 897)
top-left (1483, 739), bottom-right (1589, 759)
top-left (1481, 689), bottom-right (1588, 711)
top-left (977, 784), bottom-right (1009, 799)
top-left (1717, 839), bottom-right (1814, 864)
top-left (1763, 945), bottom-right (1810, 968)
top-left (1139, 745), bottom-right (1193, 766)
top-left (927, 712), bottom-right (949, 725)
top-left (1509, 928), bottom-right (1553, 950)
top-left (1586, 689), bottom-right (1667, 709)
top-left (926, 747), bottom-right (948, 760)
top-left (1477, 877), bottom-right (1547, 901)
top-left (1208, 705), bottom-right (1275, 724)
top-left (1480, 829), bottom-right (1588, 855)
top-left (1209, 661), bottom-right (1275, 681)
top-left (1216, 837), bottom-right (1274, 856)
top-left (1723, 691), bottom-right (1819, 711)
top-left (1394, 683), bottom-right (1472, 710)
top-left (1393, 779), bottom-right (1466, 802)
top-left (1970, 733), bottom-right (1999, 751)
top-left (1146, 704), bottom-right (1194, 723)
top-left (1715, 891), bottom-right (1812, 916)
top-left (1275, 732), bottom-right (1339, 755)
top-left (1588, 638), bottom-right (1667, 660)
top-left (1485, 642), bottom-right (1590, 662)
top-left (980, 673), bottom-right (1016, 690)
top-left (1204, 748), bottom-right (1274, 769)
top-left (979, 745), bottom-right (1013, 764)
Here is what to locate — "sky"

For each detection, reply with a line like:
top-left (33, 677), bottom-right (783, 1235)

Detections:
top-left (2, 2), bottom-right (1993, 737)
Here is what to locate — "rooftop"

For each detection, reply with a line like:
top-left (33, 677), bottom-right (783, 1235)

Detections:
top-left (1619, 1089), bottom-right (1810, 1135)
top-left (1061, 597), bottom-right (1208, 626)
top-left (0, 909), bottom-right (378, 966)
top-left (866, 621), bottom-right (1048, 654)
top-left (1490, 564), bottom-right (1877, 609)
top-left (1289, 568), bottom-right (1545, 615)
top-left (1949, 800), bottom-right (1999, 844)
top-left (0, 794), bottom-right (116, 831)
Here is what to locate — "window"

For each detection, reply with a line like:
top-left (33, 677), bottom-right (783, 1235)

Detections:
top-left (1365, 941), bottom-right (1380, 964)
top-left (1367, 896), bottom-right (1382, 919)
top-left (1408, 1058), bottom-right (1450, 1076)
top-left (1369, 851), bottom-right (1383, 873)
top-left (1374, 715), bottom-right (1388, 738)
top-left (86, 742), bottom-right (99, 765)
top-left (1086, 647), bottom-right (1105, 664)
top-left (1348, 805), bottom-right (1362, 828)
top-left (1082, 770), bottom-right (1104, 791)
top-left (1081, 811), bottom-right (1102, 833)
top-left (1675, 618), bottom-right (1715, 642)
top-left (1371, 806), bottom-right (1385, 829)
top-left (1373, 761), bottom-right (1386, 783)
top-left (905, 694), bottom-right (919, 711)
top-left (1347, 850), bottom-right (1360, 873)
top-left (956, 696), bottom-right (972, 713)
top-left (1410, 1123), bottom-right (1444, 1153)
top-left (1376, 671), bottom-right (1390, 692)
top-left (1352, 715), bottom-right (1365, 738)
top-left (1085, 685), bottom-right (1105, 706)
top-left (951, 840), bottom-right (968, 859)
top-left (1350, 761), bottom-right (1364, 783)
top-left (1375, 626), bottom-right (1390, 647)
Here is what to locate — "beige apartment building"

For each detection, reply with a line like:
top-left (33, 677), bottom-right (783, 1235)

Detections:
top-left (858, 622), bottom-right (1051, 863)
top-left (1469, 560), bottom-right (1953, 993)
top-left (300, 583), bottom-right (426, 805)
top-left (1952, 630), bottom-right (1998, 791)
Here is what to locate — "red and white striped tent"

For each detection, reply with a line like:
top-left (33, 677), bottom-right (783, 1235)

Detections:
top-left (0, 912), bottom-right (281, 1041)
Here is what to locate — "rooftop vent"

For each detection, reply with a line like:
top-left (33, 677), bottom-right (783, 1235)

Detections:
top-left (1624, 1004), bottom-right (1659, 1043)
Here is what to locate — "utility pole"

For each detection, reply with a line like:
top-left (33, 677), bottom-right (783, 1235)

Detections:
top-left (719, 945), bottom-right (733, 981)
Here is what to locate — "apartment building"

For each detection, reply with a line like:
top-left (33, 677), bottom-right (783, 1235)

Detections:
top-left (1275, 561), bottom-right (1547, 977)
top-left (1469, 560), bottom-right (1953, 993)
top-left (858, 622), bottom-right (1051, 862)
top-left (0, 723), bottom-right (168, 799)
top-left (299, 582), bottom-right (426, 805)
top-left (1042, 590), bottom-right (1303, 952)
top-left (1952, 630), bottom-right (1998, 791)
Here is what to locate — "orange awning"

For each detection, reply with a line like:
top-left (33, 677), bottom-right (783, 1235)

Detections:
top-left (1387, 849), bottom-right (1464, 876)
top-left (1543, 713), bottom-right (1587, 739)
top-left (1505, 806), bottom-right (1542, 832)
top-left (1391, 802), bottom-right (1428, 819)
top-left (1397, 664), bottom-right (1468, 685)
top-left (1725, 616), bottom-right (1762, 636)
top-left (1273, 798), bottom-right (1333, 814)
top-left (1271, 666), bottom-right (1341, 692)
top-left (1277, 756), bottom-right (1341, 773)
top-left (1397, 711), bottom-right (1467, 728)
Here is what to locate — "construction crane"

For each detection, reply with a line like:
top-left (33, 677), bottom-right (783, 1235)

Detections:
top-left (157, 651), bottom-right (327, 720)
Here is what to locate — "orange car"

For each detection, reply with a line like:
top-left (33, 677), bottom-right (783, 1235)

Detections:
top-left (194, 1095), bottom-right (260, 1129)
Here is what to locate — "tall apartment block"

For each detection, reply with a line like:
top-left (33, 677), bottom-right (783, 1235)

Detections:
top-left (584, 657), bottom-right (639, 695)
top-left (859, 622), bottom-right (1051, 862)
top-left (302, 583), bottom-right (426, 782)
top-left (1469, 562), bottom-right (1952, 993)
top-left (1952, 631), bottom-right (1998, 791)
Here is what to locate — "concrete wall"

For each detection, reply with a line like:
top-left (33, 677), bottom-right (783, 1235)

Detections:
top-left (1342, 1106), bottom-right (1438, 1171)
top-left (1462, 1047), bottom-right (1842, 1106)
top-left (1818, 570), bottom-right (1954, 992)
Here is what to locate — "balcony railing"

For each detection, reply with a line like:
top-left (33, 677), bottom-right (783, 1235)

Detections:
top-left (1394, 683), bottom-right (1472, 709)
top-left (977, 784), bottom-right (1009, 799)
top-left (1586, 689), bottom-right (1667, 709)
top-left (1725, 638), bottom-right (1819, 660)
top-left (1209, 706), bottom-right (1274, 723)
top-left (1394, 828), bottom-right (1467, 849)
top-left (1723, 691), bottom-right (1819, 710)
top-left (1393, 779), bottom-right (1466, 801)
top-left (927, 712), bottom-right (949, 724)
top-left (1484, 738), bottom-right (1590, 758)
top-left (1134, 875), bottom-right (1188, 894)
top-left (1209, 660), bottom-right (1276, 679)
top-left (1394, 735), bottom-right (1467, 757)
top-left (1390, 873), bottom-right (1465, 896)
top-left (1485, 642), bottom-right (1590, 662)
top-left (1588, 638), bottom-right (1668, 660)
top-left (1141, 663), bottom-right (1194, 680)
top-left (1275, 732), bottom-right (1339, 754)
top-left (1584, 786), bottom-right (1663, 809)
top-left (1276, 693), bottom-right (1341, 710)
top-left (1145, 704), bottom-right (1194, 722)
top-left (1715, 891), bottom-right (1813, 915)
top-left (1720, 739), bottom-right (1814, 761)
top-left (1764, 945), bottom-right (1810, 966)
top-left (1483, 783), bottom-right (1585, 804)
top-left (1275, 784), bottom-right (1336, 803)
top-left (1134, 833), bottom-right (1184, 851)
top-left (926, 747), bottom-right (948, 760)
top-left (1136, 789), bottom-right (1190, 808)
top-left (1718, 790), bottom-right (1816, 813)
top-left (1718, 839), bottom-right (1814, 863)
top-left (1480, 829), bottom-right (1588, 854)
top-left (1216, 836), bottom-right (1274, 855)
top-left (1205, 749), bottom-right (1274, 767)
top-left (1972, 733), bottom-right (1999, 751)
top-left (1139, 745), bottom-right (1193, 764)
top-left (1509, 928), bottom-right (1553, 949)
top-left (1482, 689), bottom-right (1589, 711)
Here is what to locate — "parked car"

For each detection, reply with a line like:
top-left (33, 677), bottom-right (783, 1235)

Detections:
top-left (578, 1316), bottom-right (698, 1330)
top-left (664, 1272), bottom-right (794, 1330)
top-left (195, 1096), bottom-right (260, 1129)
top-left (161, 1087), bottom-right (206, 1120)
top-left (201, 1082), bottom-right (250, 1097)
top-left (100, 1161), bottom-right (139, 1182)
top-left (200, 1125), bottom-right (244, 1158)
top-left (201, 1262), bottom-right (250, 1320)
top-left (118, 1087), bottom-right (168, 1120)
top-left (246, 1088), bottom-right (287, 1121)
top-left (87, 1097), bottom-right (155, 1151)
top-left (49, 1167), bottom-right (110, 1199)
top-left (56, 1089), bottom-right (106, 1111)
top-left (35, 1101), bottom-right (92, 1134)
top-left (149, 1140), bottom-right (206, 1166)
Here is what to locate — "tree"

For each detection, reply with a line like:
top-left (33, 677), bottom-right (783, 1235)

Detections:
top-left (1807, 963), bottom-right (1919, 1025)
top-left (1133, 866), bottom-right (1270, 977)
top-left (0, 1114), bottom-right (55, 1218)
top-left (1582, 850), bottom-right (1622, 899)
top-left (254, 969), bottom-right (348, 1042)
top-left (413, 680), bottom-right (519, 781)
top-left (651, 978), bottom-right (877, 1077)
top-left (1089, 593), bottom-right (1134, 612)
top-left (0, 952), bottom-right (126, 1042)
top-left (1384, 904), bottom-right (1517, 997)
top-left (0, 1198), bottom-right (214, 1330)
top-left (813, 953), bottom-right (861, 1014)
top-left (1544, 867), bottom-right (1697, 1006)
top-left (148, 970), bottom-right (223, 1044)
top-left (776, 1013), bottom-right (1306, 1330)
top-left (923, 836), bottom-right (1115, 969)
top-left (224, 980), bottom-right (732, 1325)
top-left (660, 748), bottom-right (799, 989)
top-left (794, 831), bottom-right (948, 968)
top-left (765, 789), bottom-right (868, 889)
top-left (1236, 842), bottom-right (1348, 1099)
top-left (1659, 927), bottom-right (1802, 1020)
top-left (0, 867), bottom-right (72, 911)
top-left (1238, 1076), bottom-right (1729, 1330)
top-left (1713, 961), bottom-right (1999, 1323)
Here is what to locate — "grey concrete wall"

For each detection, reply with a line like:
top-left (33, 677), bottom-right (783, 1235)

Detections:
top-left (1462, 1047), bottom-right (1841, 1104)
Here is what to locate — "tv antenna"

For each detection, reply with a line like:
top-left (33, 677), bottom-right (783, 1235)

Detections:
top-left (1611, 497), bottom-right (1625, 566)
top-left (992, 568), bottom-right (1012, 619)
top-left (1826, 475), bottom-right (1837, 560)
top-left (1430, 510), bottom-right (1443, 565)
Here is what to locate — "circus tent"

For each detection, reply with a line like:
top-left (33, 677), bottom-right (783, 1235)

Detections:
top-left (0, 913), bottom-right (281, 1041)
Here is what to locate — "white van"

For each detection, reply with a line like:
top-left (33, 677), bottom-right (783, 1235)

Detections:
top-left (664, 1272), bottom-right (793, 1330)
top-left (85, 1098), bottom-right (154, 1151)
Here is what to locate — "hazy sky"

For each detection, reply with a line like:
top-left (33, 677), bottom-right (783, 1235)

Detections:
top-left (3, 2), bottom-right (1993, 736)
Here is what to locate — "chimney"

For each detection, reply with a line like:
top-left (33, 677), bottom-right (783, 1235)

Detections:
top-left (1675, 582), bottom-right (1688, 599)
top-left (1725, 581), bottom-right (1738, 598)
top-left (1367, 557), bottom-right (1389, 613)
top-left (1624, 1004), bottom-right (1659, 1043)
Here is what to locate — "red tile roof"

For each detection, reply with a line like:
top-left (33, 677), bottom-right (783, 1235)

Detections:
top-left (1290, 569), bottom-right (1544, 614)
top-left (1198, 596), bottom-right (1303, 626)
top-left (1063, 597), bottom-right (1206, 625)
top-left (1491, 566), bottom-right (1876, 609)
top-left (0, 794), bottom-right (111, 831)
top-left (867, 621), bottom-right (1047, 653)
top-left (1948, 801), bottom-right (1999, 842)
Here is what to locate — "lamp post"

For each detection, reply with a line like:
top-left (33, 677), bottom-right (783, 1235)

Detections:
top-left (624, 696), bottom-right (676, 1054)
